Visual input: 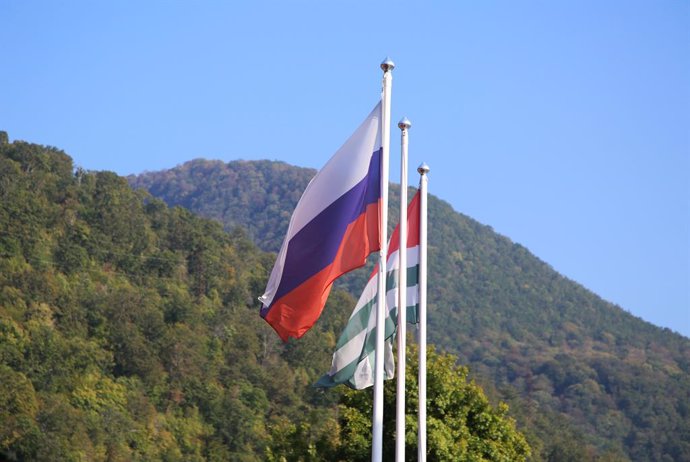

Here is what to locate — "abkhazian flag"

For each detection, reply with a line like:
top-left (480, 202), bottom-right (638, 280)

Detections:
top-left (259, 102), bottom-right (382, 341)
top-left (316, 190), bottom-right (421, 389)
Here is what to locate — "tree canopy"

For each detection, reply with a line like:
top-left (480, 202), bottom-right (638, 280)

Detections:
top-left (132, 157), bottom-right (690, 461)
top-left (334, 344), bottom-right (530, 462)
top-left (1, 135), bottom-right (533, 461)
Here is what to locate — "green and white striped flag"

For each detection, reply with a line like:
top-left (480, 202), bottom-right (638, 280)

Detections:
top-left (316, 191), bottom-right (421, 389)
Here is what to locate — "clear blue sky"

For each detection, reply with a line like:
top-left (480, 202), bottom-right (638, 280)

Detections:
top-left (2, 1), bottom-right (688, 337)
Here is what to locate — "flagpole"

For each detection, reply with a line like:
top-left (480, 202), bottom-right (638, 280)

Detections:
top-left (417, 162), bottom-right (430, 462)
top-left (373, 57), bottom-right (394, 462)
top-left (396, 117), bottom-right (411, 462)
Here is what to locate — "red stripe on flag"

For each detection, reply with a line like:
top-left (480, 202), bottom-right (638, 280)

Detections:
top-left (365, 190), bottom-right (421, 281)
top-left (388, 190), bottom-right (421, 254)
top-left (265, 200), bottom-right (380, 341)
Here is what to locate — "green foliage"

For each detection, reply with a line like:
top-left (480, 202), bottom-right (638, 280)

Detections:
top-left (3, 138), bottom-right (528, 461)
top-left (0, 365), bottom-right (39, 450)
top-left (128, 159), bottom-right (316, 252)
top-left (132, 158), bottom-right (690, 461)
top-left (336, 344), bottom-right (530, 462)
top-left (4, 135), bottom-right (689, 461)
top-left (261, 345), bottom-right (532, 462)
top-left (0, 140), bottom-right (340, 459)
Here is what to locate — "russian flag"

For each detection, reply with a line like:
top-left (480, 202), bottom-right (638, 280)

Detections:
top-left (259, 102), bottom-right (383, 341)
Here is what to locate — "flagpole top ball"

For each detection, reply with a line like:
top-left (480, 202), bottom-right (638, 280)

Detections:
top-left (380, 57), bottom-right (395, 72)
top-left (417, 163), bottom-right (430, 175)
top-left (398, 117), bottom-right (412, 130)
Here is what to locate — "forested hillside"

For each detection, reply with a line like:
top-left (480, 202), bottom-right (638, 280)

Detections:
top-left (132, 158), bottom-right (690, 461)
top-left (0, 134), bottom-right (530, 461)
top-left (132, 159), bottom-right (315, 253)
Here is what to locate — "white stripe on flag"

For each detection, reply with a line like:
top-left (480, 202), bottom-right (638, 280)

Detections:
top-left (316, 239), bottom-right (421, 389)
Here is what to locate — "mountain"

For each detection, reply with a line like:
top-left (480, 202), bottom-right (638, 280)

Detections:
top-left (0, 134), bottom-right (529, 461)
top-left (131, 158), bottom-right (690, 461)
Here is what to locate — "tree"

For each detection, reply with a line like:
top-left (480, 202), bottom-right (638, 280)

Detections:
top-left (0, 365), bottom-right (39, 452)
top-left (336, 344), bottom-right (530, 461)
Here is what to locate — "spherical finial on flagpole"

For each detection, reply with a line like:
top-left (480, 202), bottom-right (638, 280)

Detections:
top-left (417, 162), bottom-right (430, 175)
top-left (381, 57), bottom-right (395, 72)
top-left (398, 117), bottom-right (412, 130)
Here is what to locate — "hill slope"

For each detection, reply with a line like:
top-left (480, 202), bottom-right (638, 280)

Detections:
top-left (0, 140), bottom-right (312, 459)
top-left (131, 158), bottom-right (690, 461)
top-left (1, 136), bottom-right (532, 461)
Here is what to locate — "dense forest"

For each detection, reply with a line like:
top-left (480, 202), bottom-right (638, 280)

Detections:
top-left (131, 158), bottom-right (690, 461)
top-left (0, 133), bottom-right (530, 461)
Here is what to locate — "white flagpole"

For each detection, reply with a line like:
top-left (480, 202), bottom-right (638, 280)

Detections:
top-left (396, 117), bottom-right (411, 461)
top-left (417, 162), bottom-right (430, 462)
top-left (373, 57), bottom-right (394, 462)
